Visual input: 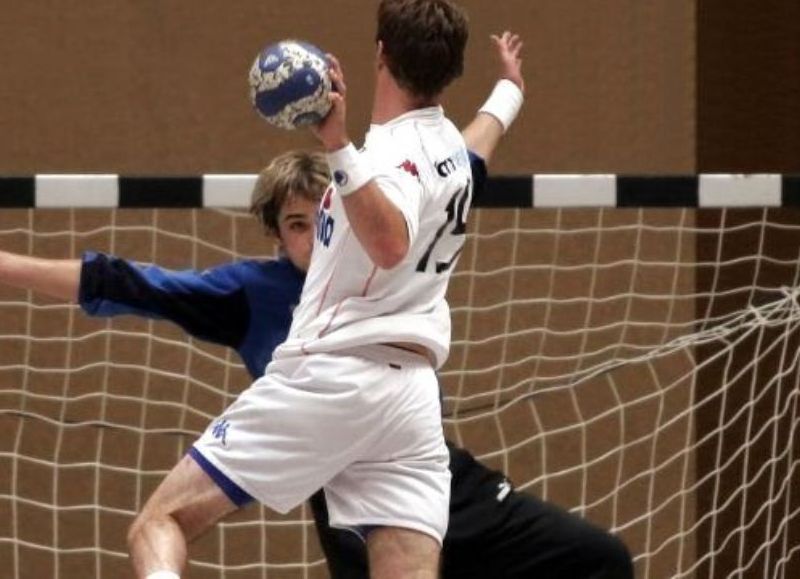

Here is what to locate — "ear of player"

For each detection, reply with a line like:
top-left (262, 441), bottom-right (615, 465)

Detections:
top-left (249, 40), bottom-right (333, 130)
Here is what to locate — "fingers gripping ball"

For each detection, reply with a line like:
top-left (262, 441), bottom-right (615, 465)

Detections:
top-left (249, 40), bottom-right (333, 130)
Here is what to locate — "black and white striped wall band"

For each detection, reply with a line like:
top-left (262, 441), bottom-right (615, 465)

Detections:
top-left (1, 174), bottom-right (800, 209)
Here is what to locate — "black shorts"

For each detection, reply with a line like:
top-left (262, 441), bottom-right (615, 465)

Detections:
top-left (309, 442), bottom-right (634, 579)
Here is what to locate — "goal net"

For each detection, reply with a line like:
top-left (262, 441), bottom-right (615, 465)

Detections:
top-left (1, 198), bottom-right (800, 578)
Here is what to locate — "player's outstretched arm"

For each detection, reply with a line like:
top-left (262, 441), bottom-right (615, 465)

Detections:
top-left (0, 250), bottom-right (81, 301)
top-left (0, 248), bottom-right (250, 350)
top-left (0, 251), bottom-right (249, 347)
top-left (462, 31), bottom-right (525, 164)
top-left (79, 252), bottom-right (252, 349)
top-left (0, 246), bottom-right (253, 349)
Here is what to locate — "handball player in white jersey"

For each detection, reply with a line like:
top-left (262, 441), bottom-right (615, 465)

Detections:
top-left (126, 1), bottom-right (472, 578)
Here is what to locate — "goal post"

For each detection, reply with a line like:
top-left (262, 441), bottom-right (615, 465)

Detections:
top-left (1, 174), bottom-right (800, 578)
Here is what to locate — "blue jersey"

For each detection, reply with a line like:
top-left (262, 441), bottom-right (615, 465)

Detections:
top-left (79, 252), bottom-right (305, 378)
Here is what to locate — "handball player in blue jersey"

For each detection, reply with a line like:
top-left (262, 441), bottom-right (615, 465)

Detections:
top-left (0, 31), bottom-right (632, 579)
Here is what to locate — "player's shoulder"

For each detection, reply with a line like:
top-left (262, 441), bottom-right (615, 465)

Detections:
top-left (369, 111), bottom-right (458, 165)
top-left (211, 257), bottom-right (304, 290)
top-left (242, 257), bottom-right (304, 282)
top-left (209, 258), bottom-right (302, 314)
top-left (368, 106), bottom-right (457, 149)
top-left (366, 121), bottom-right (423, 158)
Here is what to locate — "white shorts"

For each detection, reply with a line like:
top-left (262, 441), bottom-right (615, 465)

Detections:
top-left (191, 345), bottom-right (450, 544)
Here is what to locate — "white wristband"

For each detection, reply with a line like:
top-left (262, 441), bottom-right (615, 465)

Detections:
top-left (146, 572), bottom-right (180, 579)
top-left (326, 143), bottom-right (375, 197)
top-left (478, 79), bottom-right (524, 133)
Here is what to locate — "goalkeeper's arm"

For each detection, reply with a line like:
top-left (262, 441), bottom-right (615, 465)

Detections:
top-left (79, 251), bottom-right (249, 349)
top-left (0, 250), bottom-right (80, 302)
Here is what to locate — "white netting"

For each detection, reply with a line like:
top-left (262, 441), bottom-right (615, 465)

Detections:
top-left (1, 206), bottom-right (800, 578)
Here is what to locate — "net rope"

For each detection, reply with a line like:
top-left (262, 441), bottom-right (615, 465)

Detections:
top-left (1, 206), bottom-right (800, 577)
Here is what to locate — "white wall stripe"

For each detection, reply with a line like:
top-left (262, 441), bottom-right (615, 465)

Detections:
top-left (202, 175), bottom-right (258, 208)
top-left (698, 174), bottom-right (781, 208)
top-left (35, 175), bottom-right (119, 208)
top-left (533, 174), bottom-right (617, 208)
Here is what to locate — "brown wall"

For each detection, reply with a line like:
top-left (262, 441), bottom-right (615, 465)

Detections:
top-left (697, 0), bottom-right (800, 172)
top-left (0, 0), bottom-right (694, 174)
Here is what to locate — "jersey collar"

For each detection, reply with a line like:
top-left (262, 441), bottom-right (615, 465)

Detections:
top-left (370, 105), bottom-right (444, 129)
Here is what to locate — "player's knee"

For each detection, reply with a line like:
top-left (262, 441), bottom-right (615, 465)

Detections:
top-left (127, 506), bottom-right (179, 552)
top-left (126, 511), bottom-right (148, 550)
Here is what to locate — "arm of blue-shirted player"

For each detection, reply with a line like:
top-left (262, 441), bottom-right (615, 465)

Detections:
top-left (77, 252), bottom-right (250, 349)
top-left (0, 248), bottom-right (249, 349)
top-left (461, 31), bottom-right (525, 164)
top-left (0, 250), bottom-right (81, 301)
top-left (311, 54), bottom-right (411, 270)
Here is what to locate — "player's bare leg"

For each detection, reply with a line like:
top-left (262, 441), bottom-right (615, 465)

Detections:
top-left (127, 454), bottom-right (239, 578)
top-left (367, 526), bottom-right (441, 579)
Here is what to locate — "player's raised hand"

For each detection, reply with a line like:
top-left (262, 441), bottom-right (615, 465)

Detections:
top-left (491, 31), bottom-right (524, 93)
top-left (311, 54), bottom-right (350, 151)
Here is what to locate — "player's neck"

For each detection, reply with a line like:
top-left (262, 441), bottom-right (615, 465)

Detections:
top-left (371, 72), bottom-right (437, 125)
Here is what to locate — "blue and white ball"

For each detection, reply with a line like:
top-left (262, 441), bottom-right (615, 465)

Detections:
top-left (249, 40), bottom-right (332, 130)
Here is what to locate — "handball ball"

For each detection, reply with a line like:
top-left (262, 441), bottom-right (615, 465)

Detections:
top-left (249, 40), bottom-right (332, 130)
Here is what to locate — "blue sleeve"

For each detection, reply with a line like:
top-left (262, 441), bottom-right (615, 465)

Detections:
top-left (468, 150), bottom-right (488, 202)
top-left (78, 251), bottom-right (250, 350)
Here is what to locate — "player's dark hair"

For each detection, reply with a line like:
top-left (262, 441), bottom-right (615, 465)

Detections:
top-left (376, 0), bottom-right (468, 101)
top-left (250, 150), bottom-right (330, 237)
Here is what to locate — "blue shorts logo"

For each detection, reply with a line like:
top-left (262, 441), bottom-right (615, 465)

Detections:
top-left (211, 419), bottom-right (230, 446)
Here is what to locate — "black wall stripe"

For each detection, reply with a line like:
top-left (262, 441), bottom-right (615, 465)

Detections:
top-left (119, 177), bottom-right (203, 208)
top-left (617, 176), bottom-right (699, 207)
top-left (477, 176), bottom-right (532, 208)
top-left (0, 177), bottom-right (35, 208)
top-left (781, 175), bottom-right (800, 207)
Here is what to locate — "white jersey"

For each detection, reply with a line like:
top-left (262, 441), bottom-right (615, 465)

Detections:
top-left (275, 106), bottom-right (472, 368)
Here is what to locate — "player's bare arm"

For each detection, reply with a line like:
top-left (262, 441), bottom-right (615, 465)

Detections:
top-left (462, 31), bottom-right (525, 163)
top-left (311, 54), bottom-right (409, 270)
top-left (0, 250), bottom-right (80, 301)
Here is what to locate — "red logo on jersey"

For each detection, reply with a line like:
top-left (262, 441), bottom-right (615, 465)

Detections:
top-left (321, 185), bottom-right (334, 210)
top-left (397, 160), bottom-right (420, 180)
